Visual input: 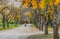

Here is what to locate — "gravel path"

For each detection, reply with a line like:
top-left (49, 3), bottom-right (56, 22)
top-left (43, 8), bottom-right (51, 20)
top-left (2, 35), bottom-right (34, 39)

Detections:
top-left (0, 24), bottom-right (44, 39)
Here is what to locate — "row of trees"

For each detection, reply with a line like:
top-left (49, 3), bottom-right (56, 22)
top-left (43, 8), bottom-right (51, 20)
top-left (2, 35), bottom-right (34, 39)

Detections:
top-left (0, 0), bottom-right (20, 28)
top-left (0, 0), bottom-right (60, 39)
top-left (21, 0), bottom-right (60, 39)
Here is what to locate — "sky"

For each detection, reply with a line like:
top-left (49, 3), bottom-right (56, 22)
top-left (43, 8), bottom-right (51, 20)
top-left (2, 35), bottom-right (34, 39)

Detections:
top-left (9, 0), bottom-right (21, 7)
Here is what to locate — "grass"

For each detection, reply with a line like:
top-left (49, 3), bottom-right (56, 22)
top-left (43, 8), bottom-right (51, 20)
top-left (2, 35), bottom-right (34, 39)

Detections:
top-left (30, 24), bottom-right (60, 32)
top-left (0, 24), bottom-right (19, 30)
top-left (30, 24), bottom-right (40, 31)
top-left (43, 26), bottom-right (60, 32)
top-left (30, 24), bottom-right (36, 28)
top-left (27, 34), bottom-right (60, 39)
top-left (28, 24), bottom-right (60, 39)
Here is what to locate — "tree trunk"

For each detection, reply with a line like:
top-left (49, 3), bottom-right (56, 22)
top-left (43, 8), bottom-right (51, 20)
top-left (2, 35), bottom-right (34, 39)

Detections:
top-left (15, 17), bottom-right (18, 26)
top-left (53, 22), bottom-right (59, 39)
top-left (2, 15), bottom-right (5, 28)
top-left (44, 4), bottom-right (49, 34)
top-left (45, 22), bottom-right (48, 34)
top-left (6, 18), bottom-right (9, 28)
top-left (15, 12), bottom-right (18, 26)
top-left (40, 16), bottom-right (43, 31)
top-left (53, 5), bottom-right (59, 39)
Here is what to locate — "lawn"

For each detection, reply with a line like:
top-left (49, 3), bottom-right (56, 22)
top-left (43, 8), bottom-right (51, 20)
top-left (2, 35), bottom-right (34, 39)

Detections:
top-left (0, 24), bottom-right (19, 30)
top-left (43, 26), bottom-right (60, 32)
top-left (31, 24), bottom-right (60, 32)
top-left (30, 24), bottom-right (40, 31)
top-left (27, 34), bottom-right (60, 39)
top-left (28, 24), bottom-right (60, 39)
top-left (0, 16), bottom-right (20, 30)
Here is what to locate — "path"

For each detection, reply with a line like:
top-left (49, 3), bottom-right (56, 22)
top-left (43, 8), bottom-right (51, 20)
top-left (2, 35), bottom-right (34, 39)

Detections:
top-left (0, 24), bottom-right (44, 39)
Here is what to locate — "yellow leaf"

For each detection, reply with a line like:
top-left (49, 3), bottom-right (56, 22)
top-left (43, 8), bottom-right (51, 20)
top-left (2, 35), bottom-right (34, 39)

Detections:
top-left (54, 0), bottom-right (60, 5)
top-left (49, 0), bottom-right (53, 5)
top-left (38, 0), bottom-right (44, 9)
top-left (23, 3), bottom-right (28, 8)
top-left (31, 0), bottom-right (37, 9)
top-left (24, 12), bottom-right (32, 19)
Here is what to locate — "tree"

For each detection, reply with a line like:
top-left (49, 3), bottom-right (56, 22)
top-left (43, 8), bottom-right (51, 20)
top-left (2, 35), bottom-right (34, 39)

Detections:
top-left (9, 5), bottom-right (20, 26)
top-left (52, 0), bottom-right (60, 39)
top-left (0, 2), bottom-right (10, 28)
top-left (21, 1), bottom-right (60, 38)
